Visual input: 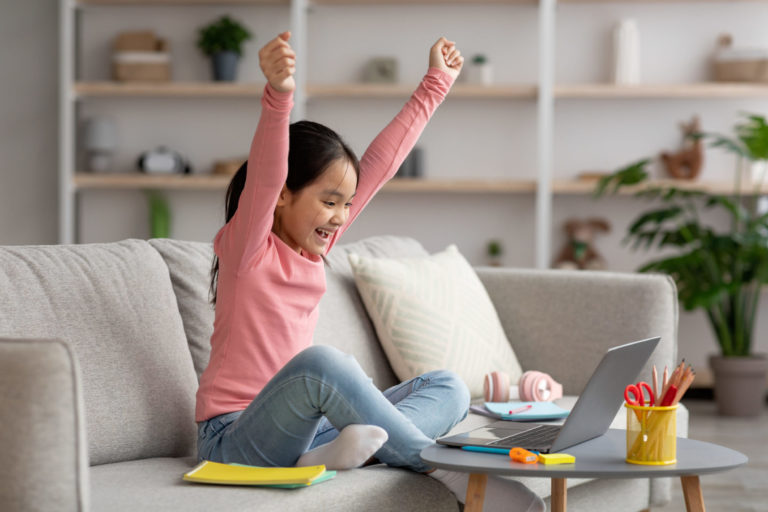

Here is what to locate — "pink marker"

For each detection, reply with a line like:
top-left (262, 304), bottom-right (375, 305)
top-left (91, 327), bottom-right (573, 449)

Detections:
top-left (509, 404), bottom-right (533, 415)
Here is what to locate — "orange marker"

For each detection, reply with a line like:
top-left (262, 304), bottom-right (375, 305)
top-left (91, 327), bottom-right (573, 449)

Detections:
top-left (509, 447), bottom-right (538, 464)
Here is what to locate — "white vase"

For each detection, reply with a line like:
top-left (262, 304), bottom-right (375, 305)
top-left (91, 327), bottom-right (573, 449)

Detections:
top-left (612, 19), bottom-right (640, 85)
top-left (83, 117), bottom-right (118, 173)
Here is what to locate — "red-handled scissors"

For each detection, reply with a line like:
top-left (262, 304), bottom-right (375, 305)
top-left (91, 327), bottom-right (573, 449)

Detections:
top-left (624, 381), bottom-right (655, 407)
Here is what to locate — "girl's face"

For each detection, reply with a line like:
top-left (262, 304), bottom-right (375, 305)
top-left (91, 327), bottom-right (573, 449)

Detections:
top-left (273, 158), bottom-right (357, 256)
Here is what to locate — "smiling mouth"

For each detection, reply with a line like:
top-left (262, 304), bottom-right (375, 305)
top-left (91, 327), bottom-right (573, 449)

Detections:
top-left (315, 228), bottom-right (333, 240)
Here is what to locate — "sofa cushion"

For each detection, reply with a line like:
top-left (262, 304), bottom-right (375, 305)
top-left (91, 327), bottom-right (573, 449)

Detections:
top-left (0, 240), bottom-right (198, 466)
top-left (348, 245), bottom-right (523, 397)
top-left (148, 238), bottom-right (216, 379)
top-left (149, 235), bottom-right (425, 392)
top-left (317, 235), bottom-right (430, 390)
top-left (89, 457), bottom-right (459, 512)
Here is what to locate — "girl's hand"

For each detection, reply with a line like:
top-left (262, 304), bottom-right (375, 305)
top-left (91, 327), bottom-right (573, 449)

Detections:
top-left (429, 37), bottom-right (464, 80)
top-left (259, 31), bottom-right (296, 93)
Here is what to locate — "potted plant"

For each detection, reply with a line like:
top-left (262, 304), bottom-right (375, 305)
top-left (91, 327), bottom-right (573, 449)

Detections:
top-left (487, 239), bottom-right (503, 267)
top-left (594, 113), bottom-right (768, 416)
top-left (197, 15), bottom-right (253, 82)
top-left (467, 54), bottom-right (493, 86)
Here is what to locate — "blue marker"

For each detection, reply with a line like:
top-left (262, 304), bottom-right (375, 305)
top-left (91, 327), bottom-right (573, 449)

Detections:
top-left (461, 446), bottom-right (510, 455)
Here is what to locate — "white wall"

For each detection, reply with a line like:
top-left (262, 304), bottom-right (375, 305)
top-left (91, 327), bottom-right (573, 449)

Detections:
top-left (2, 1), bottom-right (768, 381)
top-left (0, 0), bottom-right (59, 245)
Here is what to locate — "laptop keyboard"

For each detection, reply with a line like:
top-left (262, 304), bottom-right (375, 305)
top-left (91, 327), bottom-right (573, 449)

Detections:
top-left (487, 425), bottom-right (562, 449)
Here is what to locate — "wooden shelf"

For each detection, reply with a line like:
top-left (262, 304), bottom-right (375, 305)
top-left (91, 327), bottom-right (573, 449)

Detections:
top-left (76, 0), bottom-right (766, 5)
top-left (313, 0), bottom-right (535, 4)
top-left (77, 0), bottom-right (287, 5)
top-left (555, 83), bottom-right (768, 99)
top-left (75, 82), bottom-right (266, 98)
top-left (552, 178), bottom-right (768, 195)
top-left (73, 173), bottom-right (537, 193)
top-left (554, 82), bottom-right (768, 99)
top-left (74, 81), bottom-right (768, 100)
top-left (74, 81), bottom-right (536, 99)
top-left (74, 173), bottom-right (232, 190)
top-left (382, 178), bottom-right (536, 193)
top-left (75, 173), bottom-right (768, 195)
top-left (307, 83), bottom-right (537, 99)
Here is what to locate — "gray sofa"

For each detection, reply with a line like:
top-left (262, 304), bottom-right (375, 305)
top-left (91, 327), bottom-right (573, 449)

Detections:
top-left (0, 235), bottom-right (687, 511)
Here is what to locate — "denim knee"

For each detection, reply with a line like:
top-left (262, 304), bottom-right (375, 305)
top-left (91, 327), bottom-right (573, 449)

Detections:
top-left (292, 345), bottom-right (368, 386)
top-left (423, 369), bottom-right (470, 422)
top-left (295, 345), bottom-right (355, 370)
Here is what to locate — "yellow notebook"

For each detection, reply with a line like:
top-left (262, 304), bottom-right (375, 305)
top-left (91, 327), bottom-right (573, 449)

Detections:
top-left (183, 461), bottom-right (327, 486)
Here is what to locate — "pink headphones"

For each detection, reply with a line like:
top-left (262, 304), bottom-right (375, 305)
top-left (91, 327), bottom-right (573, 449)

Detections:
top-left (483, 371), bottom-right (563, 403)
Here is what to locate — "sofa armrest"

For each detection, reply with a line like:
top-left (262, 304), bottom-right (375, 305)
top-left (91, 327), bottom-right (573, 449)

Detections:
top-left (475, 268), bottom-right (678, 395)
top-left (0, 338), bottom-right (89, 512)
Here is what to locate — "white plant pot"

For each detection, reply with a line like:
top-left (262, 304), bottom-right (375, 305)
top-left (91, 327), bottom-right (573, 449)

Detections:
top-left (466, 63), bottom-right (493, 86)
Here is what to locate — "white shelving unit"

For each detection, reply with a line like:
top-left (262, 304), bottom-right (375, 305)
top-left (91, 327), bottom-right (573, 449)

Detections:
top-left (60, 0), bottom-right (768, 269)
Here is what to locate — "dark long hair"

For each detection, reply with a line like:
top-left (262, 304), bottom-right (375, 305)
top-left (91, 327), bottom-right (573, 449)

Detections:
top-left (209, 120), bottom-right (359, 305)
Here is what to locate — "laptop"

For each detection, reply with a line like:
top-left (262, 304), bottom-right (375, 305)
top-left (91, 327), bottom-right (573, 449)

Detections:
top-left (437, 337), bottom-right (660, 454)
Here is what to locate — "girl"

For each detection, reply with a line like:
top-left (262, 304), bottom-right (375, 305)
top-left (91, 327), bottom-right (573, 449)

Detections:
top-left (197, 31), bottom-right (544, 512)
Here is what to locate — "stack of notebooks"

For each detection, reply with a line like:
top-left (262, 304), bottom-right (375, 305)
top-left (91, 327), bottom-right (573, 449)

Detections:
top-left (470, 401), bottom-right (570, 421)
top-left (183, 461), bottom-right (336, 489)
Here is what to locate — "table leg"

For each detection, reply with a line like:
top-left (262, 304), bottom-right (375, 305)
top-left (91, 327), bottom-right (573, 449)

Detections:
top-left (464, 473), bottom-right (488, 512)
top-left (551, 478), bottom-right (567, 512)
top-left (680, 475), bottom-right (705, 512)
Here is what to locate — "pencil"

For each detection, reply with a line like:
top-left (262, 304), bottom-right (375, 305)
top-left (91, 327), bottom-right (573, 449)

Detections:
top-left (662, 365), bottom-right (669, 391)
top-left (652, 365), bottom-right (659, 403)
top-left (672, 369), bottom-right (695, 405)
top-left (660, 365), bottom-right (677, 400)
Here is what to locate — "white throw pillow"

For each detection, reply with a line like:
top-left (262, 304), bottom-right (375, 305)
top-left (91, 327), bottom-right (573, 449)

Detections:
top-left (348, 245), bottom-right (522, 398)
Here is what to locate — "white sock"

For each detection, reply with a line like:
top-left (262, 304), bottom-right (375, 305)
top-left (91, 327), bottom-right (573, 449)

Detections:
top-left (296, 424), bottom-right (388, 470)
top-left (429, 469), bottom-right (545, 512)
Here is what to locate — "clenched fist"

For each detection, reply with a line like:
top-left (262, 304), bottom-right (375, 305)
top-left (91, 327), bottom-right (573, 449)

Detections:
top-left (259, 31), bottom-right (296, 93)
top-left (429, 37), bottom-right (464, 80)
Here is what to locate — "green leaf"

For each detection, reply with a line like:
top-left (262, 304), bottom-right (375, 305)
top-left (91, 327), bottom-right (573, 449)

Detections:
top-left (592, 159), bottom-right (650, 198)
top-left (627, 206), bottom-right (684, 236)
top-left (592, 115), bottom-right (768, 356)
top-left (197, 15), bottom-right (253, 56)
top-left (705, 195), bottom-right (749, 223)
top-left (736, 113), bottom-right (768, 160)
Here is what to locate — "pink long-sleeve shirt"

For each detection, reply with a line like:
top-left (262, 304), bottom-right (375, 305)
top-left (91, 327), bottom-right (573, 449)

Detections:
top-left (195, 67), bottom-right (454, 422)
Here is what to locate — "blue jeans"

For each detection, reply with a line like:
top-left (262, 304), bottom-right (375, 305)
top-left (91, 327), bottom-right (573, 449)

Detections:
top-left (197, 345), bottom-right (470, 472)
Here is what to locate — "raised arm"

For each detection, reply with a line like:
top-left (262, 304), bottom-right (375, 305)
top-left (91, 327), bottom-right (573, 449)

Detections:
top-left (331, 37), bottom-right (464, 245)
top-left (214, 32), bottom-right (296, 267)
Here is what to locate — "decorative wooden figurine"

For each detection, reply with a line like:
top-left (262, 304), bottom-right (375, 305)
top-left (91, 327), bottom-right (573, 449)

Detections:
top-left (660, 116), bottom-right (703, 180)
top-left (553, 218), bottom-right (611, 270)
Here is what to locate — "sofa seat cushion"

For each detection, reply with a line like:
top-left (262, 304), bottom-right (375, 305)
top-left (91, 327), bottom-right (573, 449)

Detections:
top-left (0, 240), bottom-right (198, 466)
top-left (90, 457), bottom-right (458, 512)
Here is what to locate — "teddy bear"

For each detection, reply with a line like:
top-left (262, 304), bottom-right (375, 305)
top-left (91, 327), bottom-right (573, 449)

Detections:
top-left (553, 217), bottom-right (611, 270)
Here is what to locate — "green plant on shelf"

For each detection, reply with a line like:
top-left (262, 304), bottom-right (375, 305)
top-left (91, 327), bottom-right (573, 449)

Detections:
top-left (487, 239), bottom-right (503, 266)
top-left (471, 54), bottom-right (487, 65)
top-left (197, 15), bottom-right (253, 57)
top-left (594, 113), bottom-right (768, 357)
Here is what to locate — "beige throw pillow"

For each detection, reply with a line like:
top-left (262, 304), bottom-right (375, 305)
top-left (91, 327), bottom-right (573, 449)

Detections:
top-left (348, 245), bottom-right (522, 398)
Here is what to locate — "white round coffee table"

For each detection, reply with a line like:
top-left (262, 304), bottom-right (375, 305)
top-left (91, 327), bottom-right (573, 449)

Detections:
top-left (421, 429), bottom-right (747, 512)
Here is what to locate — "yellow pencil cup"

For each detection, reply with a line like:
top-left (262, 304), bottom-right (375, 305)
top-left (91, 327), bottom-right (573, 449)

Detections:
top-left (625, 403), bottom-right (677, 465)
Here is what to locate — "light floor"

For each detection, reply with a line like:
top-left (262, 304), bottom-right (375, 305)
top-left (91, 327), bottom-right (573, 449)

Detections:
top-left (652, 399), bottom-right (768, 512)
